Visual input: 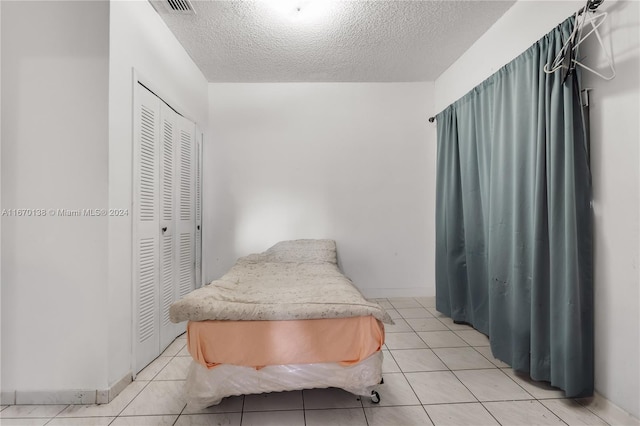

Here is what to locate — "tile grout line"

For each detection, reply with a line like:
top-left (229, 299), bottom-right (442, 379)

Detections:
top-left (572, 399), bottom-right (614, 426)
top-left (389, 300), bottom-right (604, 426)
top-left (539, 400), bottom-right (589, 426)
top-left (361, 394), bottom-right (370, 426)
top-left (478, 400), bottom-right (508, 426)
top-left (167, 336), bottom-right (189, 426)
top-left (387, 330), bottom-right (445, 414)
top-left (238, 392), bottom-right (246, 426)
top-left (388, 297), bottom-right (446, 426)
top-left (111, 374), bottom-right (155, 422)
top-left (429, 329), bottom-right (505, 426)
top-left (300, 388), bottom-right (306, 426)
top-left (466, 342), bottom-right (589, 425)
top-left (406, 298), bottom-right (439, 426)
top-left (420, 309), bottom-right (521, 426)
top-left (424, 305), bottom-right (577, 426)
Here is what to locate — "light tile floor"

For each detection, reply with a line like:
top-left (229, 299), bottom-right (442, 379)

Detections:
top-left (0, 297), bottom-right (624, 426)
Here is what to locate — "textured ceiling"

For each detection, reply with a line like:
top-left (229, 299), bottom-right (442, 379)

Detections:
top-left (153, 0), bottom-right (516, 82)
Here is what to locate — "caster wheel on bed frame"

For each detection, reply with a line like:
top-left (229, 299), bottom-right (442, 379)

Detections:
top-left (371, 390), bottom-right (380, 404)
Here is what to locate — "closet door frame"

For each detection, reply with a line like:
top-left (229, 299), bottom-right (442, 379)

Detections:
top-left (131, 70), bottom-right (202, 376)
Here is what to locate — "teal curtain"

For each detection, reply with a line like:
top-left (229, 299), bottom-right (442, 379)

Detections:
top-left (435, 16), bottom-right (593, 397)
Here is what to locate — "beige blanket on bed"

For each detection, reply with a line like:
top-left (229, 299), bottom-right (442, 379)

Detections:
top-left (170, 240), bottom-right (393, 324)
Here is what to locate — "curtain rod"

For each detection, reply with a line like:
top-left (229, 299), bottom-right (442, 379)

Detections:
top-left (427, 0), bottom-right (603, 127)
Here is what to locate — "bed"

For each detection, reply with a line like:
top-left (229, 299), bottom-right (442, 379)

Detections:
top-left (170, 239), bottom-right (392, 410)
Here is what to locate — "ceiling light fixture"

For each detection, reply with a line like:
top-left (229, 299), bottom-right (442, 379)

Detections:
top-left (266, 0), bottom-right (334, 24)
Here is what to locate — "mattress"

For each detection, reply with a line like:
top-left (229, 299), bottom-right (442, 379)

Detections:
top-left (170, 240), bottom-right (392, 324)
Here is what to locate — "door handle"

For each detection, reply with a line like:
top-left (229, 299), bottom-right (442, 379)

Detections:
top-left (162, 226), bottom-right (168, 233)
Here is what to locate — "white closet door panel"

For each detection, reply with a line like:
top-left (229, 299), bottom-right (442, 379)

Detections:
top-left (179, 128), bottom-right (193, 222)
top-left (139, 106), bottom-right (157, 222)
top-left (160, 234), bottom-right (174, 325)
top-left (194, 133), bottom-right (203, 288)
top-left (133, 85), bottom-right (161, 374)
top-left (138, 238), bottom-right (157, 343)
top-left (159, 103), bottom-right (179, 350)
top-left (178, 233), bottom-right (194, 297)
top-left (175, 117), bottom-right (196, 300)
top-left (160, 112), bottom-right (175, 223)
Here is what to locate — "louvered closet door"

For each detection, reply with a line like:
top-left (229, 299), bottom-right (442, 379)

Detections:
top-left (158, 102), bottom-right (179, 350)
top-left (133, 83), bottom-right (199, 374)
top-left (175, 116), bottom-right (196, 303)
top-left (194, 133), bottom-right (203, 288)
top-left (133, 85), bottom-right (161, 374)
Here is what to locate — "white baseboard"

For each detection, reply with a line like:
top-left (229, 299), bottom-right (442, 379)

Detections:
top-left (2, 372), bottom-right (132, 406)
top-left (108, 373), bottom-right (133, 403)
top-left (577, 392), bottom-right (640, 425)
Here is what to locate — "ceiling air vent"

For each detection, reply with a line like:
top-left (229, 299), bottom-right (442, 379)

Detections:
top-left (150, 0), bottom-right (196, 15)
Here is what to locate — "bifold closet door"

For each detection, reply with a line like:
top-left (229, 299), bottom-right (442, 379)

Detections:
top-left (133, 85), bottom-right (162, 373)
top-left (133, 83), bottom-right (198, 374)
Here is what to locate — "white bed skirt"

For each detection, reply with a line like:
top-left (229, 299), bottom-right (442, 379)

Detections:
top-left (184, 351), bottom-right (384, 410)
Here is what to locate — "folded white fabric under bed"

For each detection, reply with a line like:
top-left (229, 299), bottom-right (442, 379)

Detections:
top-left (184, 351), bottom-right (383, 410)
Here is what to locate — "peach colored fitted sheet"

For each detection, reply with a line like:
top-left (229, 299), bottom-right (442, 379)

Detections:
top-left (187, 316), bottom-right (384, 369)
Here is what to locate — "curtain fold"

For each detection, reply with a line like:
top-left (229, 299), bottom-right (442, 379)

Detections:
top-left (435, 16), bottom-right (593, 397)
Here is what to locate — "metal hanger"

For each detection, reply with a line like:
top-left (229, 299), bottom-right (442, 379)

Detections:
top-left (543, 0), bottom-right (615, 82)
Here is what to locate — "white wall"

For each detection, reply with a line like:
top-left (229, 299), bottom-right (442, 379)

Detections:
top-left (434, 0), bottom-right (640, 419)
top-left (208, 83), bottom-right (436, 298)
top-left (0, 0), bottom-right (4, 396)
top-left (1, 0), bottom-right (110, 396)
top-left (0, 0), bottom-right (209, 399)
top-left (108, 0), bottom-right (208, 386)
top-left (585, 1), bottom-right (640, 420)
top-left (435, 1), bottom-right (580, 112)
